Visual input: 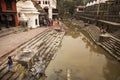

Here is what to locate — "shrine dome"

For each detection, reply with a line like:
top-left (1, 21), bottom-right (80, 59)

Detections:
top-left (22, 0), bottom-right (36, 9)
top-left (16, 1), bottom-right (24, 12)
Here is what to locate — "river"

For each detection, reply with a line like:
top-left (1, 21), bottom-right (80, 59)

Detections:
top-left (45, 25), bottom-right (120, 80)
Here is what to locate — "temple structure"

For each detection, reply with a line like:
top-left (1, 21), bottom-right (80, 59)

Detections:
top-left (17, 0), bottom-right (39, 28)
top-left (33, 0), bottom-right (58, 19)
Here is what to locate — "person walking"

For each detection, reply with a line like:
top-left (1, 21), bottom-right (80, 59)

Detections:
top-left (7, 56), bottom-right (13, 71)
top-left (43, 19), bottom-right (47, 27)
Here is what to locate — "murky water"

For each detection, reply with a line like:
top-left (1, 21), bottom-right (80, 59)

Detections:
top-left (45, 27), bottom-right (120, 80)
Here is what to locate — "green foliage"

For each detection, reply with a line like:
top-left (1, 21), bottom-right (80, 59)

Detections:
top-left (57, 0), bottom-right (84, 19)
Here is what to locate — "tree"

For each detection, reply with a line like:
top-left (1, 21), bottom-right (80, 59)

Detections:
top-left (57, 0), bottom-right (85, 18)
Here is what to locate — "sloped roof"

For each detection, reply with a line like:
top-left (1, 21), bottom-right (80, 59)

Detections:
top-left (76, 6), bottom-right (85, 8)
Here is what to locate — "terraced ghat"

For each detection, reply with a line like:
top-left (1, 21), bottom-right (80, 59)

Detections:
top-left (0, 28), bottom-right (65, 80)
top-left (0, 20), bottom-right (120, 80)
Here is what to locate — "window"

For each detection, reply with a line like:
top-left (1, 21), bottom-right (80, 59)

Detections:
top-left (35, 19), bottom-right (37, 25)
top-left (5, 0), bottom-right (12, 10)
top-left (79, 8), bottom-right (84, 11)
top-left (45, 1), bottom-right (47, 4)
top-left (39, 1), bottom-right (41, 4)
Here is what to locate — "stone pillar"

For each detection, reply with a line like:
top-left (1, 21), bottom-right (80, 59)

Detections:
top-left (37, 17), bottom-right (39, 27)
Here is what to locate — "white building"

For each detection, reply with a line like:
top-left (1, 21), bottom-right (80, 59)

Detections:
top-left (35, 0), bottom-right (58, 19)
top-left (76, 6), bottom-right (85, 12)
top-left (17, 0), bottom-right (39, 28)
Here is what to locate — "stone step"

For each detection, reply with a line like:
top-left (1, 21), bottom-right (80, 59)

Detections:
top-left (102, 41), bottom-right (114, 50)
top-left (110, 38), bottom-right (120, 46)
top-left (30, 40), bottom-right (44, 50)
top-left (0, 30), bottom-right (65, 80)
top-left (15, 72), bottom-right (25, 80)
top-left (0, 65), bottom-right (6, 72)
top-left (13, 30), bottom-right (58, 64)
top-left (48, 32), bottom-right (65, 51)
top-left (36, 44), bottom-right (45, 56)
top-left (104, 38), bottom-right (120, 52)
top-left (24, 32), bottom-right (65, 80)
top-left (30, 31), bottom-right (56, 51)
top-left (102, 41), bottom-right (120, 57)
top-left (22, 29), bottom-right (50, 49)
top-left (8, 64), bottom-right (23, 80)
top-left (112, 29), bottom-right (120, 39)
top-left (42, 33), bottom-right (63, 59)
top-left (9, 70), bottom-right (22, 80)
top-left (0, 29), bottom-right (49, 79)
top-left (86, 27), bottom-right (100, 41)
top-left (46, 31), bottom-right (58, 44)
top-left (15, 66), bottom-right (27, 80)
top-left (46, 33), bottom-right (59, 47)
top-left (49, 34), bottom-right (61, 47)
top-left (39, 33), bottom-right (60, 59)
top-left (41, 31), bottom-right (52, 41)
top-left (1, 71), bottom-right (14, 80)
top-left (0, 29), bottom-right (49, 66)
top-left (29, 30), bottom-right (53, 49)
top-left (0, 63), bottom-right (18, 79)
top-left (43, 35), bottom-right (57, 49)
top-left (43, 33), bottom-right (53, 43)
top-left (28, 77), bottom-right (35, 80)
top-left (0, 67), bottom-right (9, 79)
top-left (41, 42), bottom-right (56, 59)
top-left (39, 48), bottom-right (46, 57)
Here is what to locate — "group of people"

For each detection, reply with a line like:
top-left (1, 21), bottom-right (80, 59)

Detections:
top-left (39, 18), bottom-right (53, 27)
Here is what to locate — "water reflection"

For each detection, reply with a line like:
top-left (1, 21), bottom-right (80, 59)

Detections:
top-left (66, 29), bottom-right (81, 39)
top-left (45, 27), bottom-right (120, 80)
top-left (103, 60), bottom-right (120, 80)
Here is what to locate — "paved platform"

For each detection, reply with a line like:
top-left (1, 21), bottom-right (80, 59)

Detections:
top-left (0, 27), bottom-right (47, 59)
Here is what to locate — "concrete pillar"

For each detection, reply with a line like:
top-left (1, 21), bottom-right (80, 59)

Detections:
top-left (48, 7), bottom-right (52, 19)
top-left (37, 18), bottom-right (39, 27)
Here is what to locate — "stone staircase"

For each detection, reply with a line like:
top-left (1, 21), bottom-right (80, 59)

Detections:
top-left (100, 37), bottom-right (120, 60)
top-left (0, 29), bottom-right (65, 80)
top-left (111, 29), bottom-right (120, 39)
top-left (83, 25), bottom-right (101, 42)
top-left (83, 24), bottom-right (120, 60)
top-left (0, 29), bottom-right (50, 65)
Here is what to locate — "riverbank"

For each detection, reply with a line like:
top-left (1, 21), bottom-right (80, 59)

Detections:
top-left (63, 19), bottom-right (120, 61)
top-left (0, 25), bottom-right (65, 80)
top-left (45, 19), bottom-right (120, 80)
